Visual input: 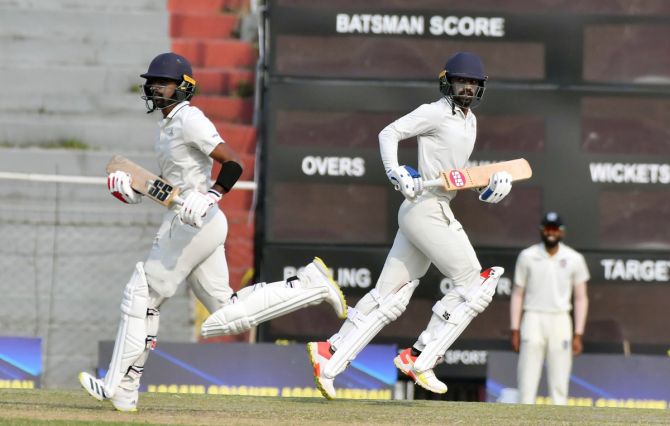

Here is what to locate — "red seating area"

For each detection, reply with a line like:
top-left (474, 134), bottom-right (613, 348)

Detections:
top-left (170, 14), bottom-right (239, 39)
top-left (191, 96), bottom-right (254, 123)
top-left (167, 0), bottom-right (248, 13)
top-left (213, 122), bottom-right (257, 153)
top-left (172, 39), bottom-right (257, 68)
top-left (194, 68), bottom-right (255, 96)
top-left (169, 0), bottom-right (258, 341)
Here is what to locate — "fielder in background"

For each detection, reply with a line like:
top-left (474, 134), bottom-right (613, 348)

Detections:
top-left (307, 52), bottom-right (511, 399)
top-left (78, 52), bottom-right (347, 412)
top-left (510, 211), bottom-right (590, 405)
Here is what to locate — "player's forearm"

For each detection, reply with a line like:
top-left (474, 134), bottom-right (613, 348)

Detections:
top-left (210, 141), bottom-right (241, 162)
top-left (509, 285), bottom-right (524, 330)
top-left (379, 126), bottom-right (400, 171)
top-left (573, 282), bottom-right (589, 335)
top-left (209, 143), bottom-right (242, 193)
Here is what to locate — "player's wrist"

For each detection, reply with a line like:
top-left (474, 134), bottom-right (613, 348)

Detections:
top-left (384, 161), bottom-right (400, 173)
top-left (207, 188), bottom-right (222, 201)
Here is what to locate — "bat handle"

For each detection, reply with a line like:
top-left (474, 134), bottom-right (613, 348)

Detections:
top-left (172, 195), bottom-right (185, 206)
top-left (423, 178), bottom-right (443, 188)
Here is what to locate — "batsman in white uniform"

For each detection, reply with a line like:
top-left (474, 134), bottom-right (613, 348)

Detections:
top-left (510, 211), bottom-right (590, 405)
top-left (307, 52), bottom-right (513, 399)
top-left (78, 53), bottom-right (347, 411)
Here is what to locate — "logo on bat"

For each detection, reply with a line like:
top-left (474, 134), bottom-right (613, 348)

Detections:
top-left (448, 170), bottom-right (466, 188)
top-left (147, 179), bottom-right (174, 202)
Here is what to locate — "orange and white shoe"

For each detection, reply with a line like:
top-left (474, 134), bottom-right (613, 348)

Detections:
top-left (393, 348), bottom-right (448, 394)
top-left (307, 341), bottom-right (337, 400)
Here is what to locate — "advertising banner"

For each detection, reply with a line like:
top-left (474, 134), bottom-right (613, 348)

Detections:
top-left (0, 337), bottom-right (41, 389)
top-left (98, 341), bottom-right (397, 400)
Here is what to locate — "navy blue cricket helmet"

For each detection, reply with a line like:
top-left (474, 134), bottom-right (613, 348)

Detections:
top-left (140, 52), bottom-right (197, 112)
top-left (439, 52), bottom-right (488, 109)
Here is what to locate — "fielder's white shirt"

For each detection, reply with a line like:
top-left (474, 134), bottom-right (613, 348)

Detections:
top-left (155, 101), bottom-right (224, 198)
top-left (379, 97), bottom-right (477, 201)
top-left (514, 242), bottom-right (590, 313)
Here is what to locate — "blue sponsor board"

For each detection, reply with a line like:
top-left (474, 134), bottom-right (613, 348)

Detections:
top-left (0, 337), bottom-right (41, 389)
top-left (99, 341), bottom-right (397, 400)
top-left (486, 351), bottom-right (670, 409)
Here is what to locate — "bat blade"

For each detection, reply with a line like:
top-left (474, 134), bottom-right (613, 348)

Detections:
top-left (426, 158), bottom-right (533, 191)
top-left (106, 155), bottom-right (182, 207)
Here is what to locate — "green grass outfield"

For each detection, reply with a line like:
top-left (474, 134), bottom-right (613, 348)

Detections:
top-left (1, 389), bottom-right (669, 425)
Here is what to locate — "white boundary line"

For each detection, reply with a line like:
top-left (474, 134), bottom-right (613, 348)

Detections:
top-left (0, 172), bottom-right (257, 190)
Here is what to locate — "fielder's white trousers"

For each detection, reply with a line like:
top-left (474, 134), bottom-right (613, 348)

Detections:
top-left (143, 207), bottom-right (232, 312)
top-left (517, 311), bottom-right (573, 405)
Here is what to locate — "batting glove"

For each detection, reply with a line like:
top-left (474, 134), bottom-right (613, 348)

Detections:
top-left (178, 190), bottom-right (221, 228)
top-left (107, 171), bottom-right (142, 204)
top-left (478, 171), bottom-right (512, 203)
top-left (387, 165), bottom-right (423, 201)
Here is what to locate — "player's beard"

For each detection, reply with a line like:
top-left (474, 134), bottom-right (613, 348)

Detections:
top-left (154, 96), bottom-right (177, 110)
top-left (454, 92), bottom-right (474, 107)
top-left (455, 95), bottom-right (473, 107)
top-left (542, 233), bottom-right (561, 249)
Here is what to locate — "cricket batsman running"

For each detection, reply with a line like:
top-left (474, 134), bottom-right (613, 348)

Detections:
top-left (308, 52), bottom-right (511, 399)
top-left (78, 52), bottom-right (347, 411)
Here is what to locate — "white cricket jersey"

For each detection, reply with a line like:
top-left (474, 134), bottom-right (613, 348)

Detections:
top-left (379, 97), bottom-right (477, 202)
top-left (154, 101), bottom-right (224, 200)
top-left (514, 243), bottom-right (590, 313)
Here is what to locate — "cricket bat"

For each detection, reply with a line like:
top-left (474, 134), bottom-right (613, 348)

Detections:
top-left (106, 155), bottom-right (183, 207)
top-left (423, 158), bottom-right (532, 191)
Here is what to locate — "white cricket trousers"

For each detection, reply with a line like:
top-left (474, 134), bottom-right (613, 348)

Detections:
top-left (329, 195), bottom-right (482, 356)
top-left (517, 311), bottom-right (573, 405)
top-left (378, 196), bottom-right (481, 302)
top-left (143, 206), bottom-right (233, 312)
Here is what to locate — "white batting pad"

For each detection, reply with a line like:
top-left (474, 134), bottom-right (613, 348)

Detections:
top-left (201, 258), bottom-right (346, 337)
top-left (413, 267), bottom-right (503, 372)
top-left (200, 281), bottom-right (327, 337)
top-left (103, 262), bottom-right (151, 397)
top-left (322, 280), bottom-right (419, 379)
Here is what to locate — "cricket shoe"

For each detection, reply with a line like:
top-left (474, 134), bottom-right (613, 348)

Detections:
top-left (78, 372), bottom-right (138, 412)
top-left (79, 371), bottom-right (108, 401)
top-left (307, 341), bottom-right (337, 400)
top-left (298, 257), bottom-right (348, 319)
top-left (393, 348), bottom-right (448, 394)
top-left (109, 386), bottom-right (139, 412)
